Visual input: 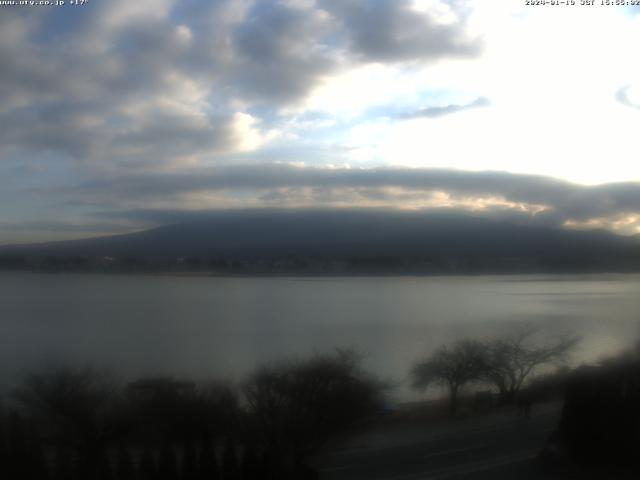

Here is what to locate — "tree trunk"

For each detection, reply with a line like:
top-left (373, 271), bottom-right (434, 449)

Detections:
top-left (449, 385), bottom-right (459, 416)
top-left (498, 387), bottom-right (516, 405)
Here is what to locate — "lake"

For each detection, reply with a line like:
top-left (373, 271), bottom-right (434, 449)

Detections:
top-left (1, 272), bottom-right (639, 399)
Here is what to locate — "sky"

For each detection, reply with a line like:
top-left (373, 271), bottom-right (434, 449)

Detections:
top-left (2, 0), bottom-right (640, 244)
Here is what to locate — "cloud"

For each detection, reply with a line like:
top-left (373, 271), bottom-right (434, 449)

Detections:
top-left (405, 96), bottom-right (489, 118)
top-left (4, 0), bottom-right (640, 244)
top-left (43, 164), bottom-right (640, 235)
top-left (616, 85), bottom-right (640, 111)
top-left (227, 1), bottom-right (337, 103)
top-left (318, 0), bottom-right (481, 63)
top-left (0, 0), bottom-right (482, 175)
top-left (0, 5), bottom-right (244, 169)
top-left (0, 220), bottom-right (135, 245)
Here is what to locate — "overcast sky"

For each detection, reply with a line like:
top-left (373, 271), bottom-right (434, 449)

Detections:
top-left (2, 0), bottom-right (640, 243)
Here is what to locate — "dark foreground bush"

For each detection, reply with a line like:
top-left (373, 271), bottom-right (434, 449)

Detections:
top-left (0, 350), bottom-right (384, 479)
top-left (547, 357), bottom-right (640, 473)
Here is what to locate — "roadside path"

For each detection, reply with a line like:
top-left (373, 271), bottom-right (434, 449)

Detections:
top-left (317, 403), bottom-right (562, 480)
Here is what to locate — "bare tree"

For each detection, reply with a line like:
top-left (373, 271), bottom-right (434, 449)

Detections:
top-left (242, 349), bottom-right (383, 473)
top-left (13, 368), bottom-right (119, 479)
top-left (14, 368), bottom-right (117, 439)
top-left (411, 340), bottom-right (486, 415)
top-left (482, 325), bottom-right (579, 403)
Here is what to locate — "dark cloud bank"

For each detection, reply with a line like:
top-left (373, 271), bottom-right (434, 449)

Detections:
top-left (8, 165), bottom-right (640, 273)
top-left (69, 165), bottom-right (640, 230)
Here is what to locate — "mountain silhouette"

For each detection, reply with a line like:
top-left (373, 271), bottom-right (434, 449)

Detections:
top-left (1, 210), bottom-right (639, 273)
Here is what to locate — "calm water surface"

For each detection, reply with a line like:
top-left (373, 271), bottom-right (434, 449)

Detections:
top-left (1, 272), bottom-right (639, 398)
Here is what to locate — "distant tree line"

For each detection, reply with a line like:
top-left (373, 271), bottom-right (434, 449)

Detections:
top-left (0, 350), bottom-right (383, 480)
top-left (4, 251), bottom-right (640, 275)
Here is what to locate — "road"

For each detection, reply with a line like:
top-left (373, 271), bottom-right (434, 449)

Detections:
top-left (317, 402), bottom-right (563, 480)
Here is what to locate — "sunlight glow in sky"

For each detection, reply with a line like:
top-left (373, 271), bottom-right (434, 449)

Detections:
top-left (313, 2), bottom-right (640, 184)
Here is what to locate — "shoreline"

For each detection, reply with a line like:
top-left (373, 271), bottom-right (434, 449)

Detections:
top-left (2, 268), bottom-right (640, 279)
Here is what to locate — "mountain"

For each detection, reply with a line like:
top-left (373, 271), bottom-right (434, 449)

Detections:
top-left (1, 210), bottom-right (639, 273)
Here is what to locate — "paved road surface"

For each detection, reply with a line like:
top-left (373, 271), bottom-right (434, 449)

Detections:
top-left (317, 403), bottom-right (563, 480)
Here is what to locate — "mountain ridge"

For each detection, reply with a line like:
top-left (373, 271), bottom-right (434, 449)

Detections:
top-left (1, 210), bottom-right (639, 273)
